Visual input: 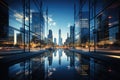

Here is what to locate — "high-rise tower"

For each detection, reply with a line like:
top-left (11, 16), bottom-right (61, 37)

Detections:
top-left (58, 29), bottom-right (62, 46)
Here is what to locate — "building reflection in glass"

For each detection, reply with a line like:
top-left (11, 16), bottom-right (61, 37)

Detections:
top-left (0, 49), bottom-right (120, 80)
top-left (74, 0), bottom-right (120, 52)
top-left (31, 55), bottom-right (45, 80)
top-left (0, 0), bottom-right (45, 53)
top-left (54, 50), bottom-right (57, 57)
top-left (90, 58), bottom-right (95, 80)
top-left (74, 54), bottom-right (89, 79)
top-left (47, 50), bottom-right (53, 66)
top-left (58, 49), bottom-right (62, 65)
top-left (8, 60), bottom-right (32, 80)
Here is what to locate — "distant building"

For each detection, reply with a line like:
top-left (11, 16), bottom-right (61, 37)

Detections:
top-left (48, 29), bottom-right (53, 43)
top-left (58, 29), bottom-right (62, 46)
top-left (70, 25), bottom-right (75, 43)
top-left (61, 38), bottom-right (62, 45)
top-left (64, 33), bottom-right (70, 46)
top-left (67, 33), bottom-right (69, 38)
top-left (54, 38), bottom-right (57, 45)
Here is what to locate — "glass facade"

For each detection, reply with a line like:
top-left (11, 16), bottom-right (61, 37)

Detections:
top-left (0, 0), bottom-right (120, 53)
top-left (0, 0), bottom-right (45, 53)
top-left (75, 0), bottom-right (90, 51)
top-left (94, 0), bottom-right (120, 52)
top-left (75, 0), bottom-right (120, 52)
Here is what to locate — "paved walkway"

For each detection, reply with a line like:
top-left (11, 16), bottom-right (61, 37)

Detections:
top-left (69, 49), bottom-right (120, 66)
top-left (0, 50), bottom-right (48, 67)
top-left (76, 47), bottom-right (120, 54)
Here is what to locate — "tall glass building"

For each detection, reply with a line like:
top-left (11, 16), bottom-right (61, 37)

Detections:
top-left (58, 29), bottom-right (62, 46)
top-left (0, 0), bottom-right (45, 53)
top-left (70, 25), bottom-right (75, 46)
top-left (48, 29), bottom-right (53, 43)
top-left (75, 0), bottom-right (120, 52)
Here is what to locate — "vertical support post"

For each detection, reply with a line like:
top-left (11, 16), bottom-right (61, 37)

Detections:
top-left (79, 0), bottom-right (82, 50)
top-left (94, 0), bottom-right (96, 52)
top-left (73, 3), bottom-right (76, 48)
top-left (23, 0), bottom-right (25, 52)
top-left (39, 1), bottom-right (43, 49)
top-left (46, 7), bottom-right (48, 47)
top-left (88, 0), bottom-right (90, 52)
top-left (28, 0), bottom-right (30, 52)
top-left (23, 0), bottom-right (30, 52)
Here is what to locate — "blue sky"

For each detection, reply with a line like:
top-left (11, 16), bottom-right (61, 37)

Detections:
top-left (43, 0), bottom-right (77, 44)
top-left (9, 0), bottom-right (79, 44)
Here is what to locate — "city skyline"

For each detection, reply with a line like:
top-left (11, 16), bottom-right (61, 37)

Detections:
top-left (8, 0), bottom-right (78, 44)
top-left (43, 0), bottom-right (78, 43)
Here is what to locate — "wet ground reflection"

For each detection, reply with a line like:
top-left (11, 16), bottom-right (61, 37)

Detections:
top-left (0, 49), bottom-right (120, 80)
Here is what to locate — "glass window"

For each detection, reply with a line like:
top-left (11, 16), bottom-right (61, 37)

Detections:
top-left (90, 19), bottom-right (94, 52)
top-left (95, 0), bottom-right (120, 52)
top-left (80, 0), bottom-right (89, 51)
top-left (0, 0), bottom-right (45, 53)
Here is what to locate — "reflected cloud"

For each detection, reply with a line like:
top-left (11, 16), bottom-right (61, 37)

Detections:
top-left (48, 67), bottom-right (56, 77)
top-left (48, 67), bottom-right (56, 72)
top-left (14, 13), bottom-right (23, 19)
top-left (52, 68), bottom-right (56, 71)
top-left (15, 18), bottom-right (22, 23)
top-left (13, 12), bottom-right (32, 23)
top-left (67, 65), bottom-right (70, 69)
top-left (48, 72), bottom-right (53, 77)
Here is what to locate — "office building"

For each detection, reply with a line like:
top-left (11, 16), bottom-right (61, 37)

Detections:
top-left (48, 29), bottom-right (53, 43)
top-left (58, 29), bottom-right (62, 46)
top-left (70, 25), bottom-right (75, 44)
top-left (75, 0), bottom-right (120, 51)
top-left (54, 38), bottom-right (57, 45)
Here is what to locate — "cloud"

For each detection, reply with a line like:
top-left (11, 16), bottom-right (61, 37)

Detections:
top-left (13, 12), bottom-right (56, 27)
top-left (14, 13), bottom-right (23, 19)
top-left (16, 18), bottom-right (22, 23)
top-left (67, 23), bottom-right (72, 28)
top-left (52, 22), bottom-right (56, 26)
top-left (14, 12), bottom-right (30, 23)
top-left (14, 13), bottom-right (23, 22)
top-left (43, 14), bottom-right (56, 27)
top-left (48, 16), bottom-right (53, 22)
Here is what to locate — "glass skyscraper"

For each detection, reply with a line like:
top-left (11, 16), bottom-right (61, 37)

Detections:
top-left (75, 0), bottom-right (120, 52)
top-left (0, 0), bottom-right (45, 52)
top-left (58, 29), bottom-right (62, 46)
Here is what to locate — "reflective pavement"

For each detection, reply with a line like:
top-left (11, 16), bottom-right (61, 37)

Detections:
top-left (0, 49), bottom-right (120, 80)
